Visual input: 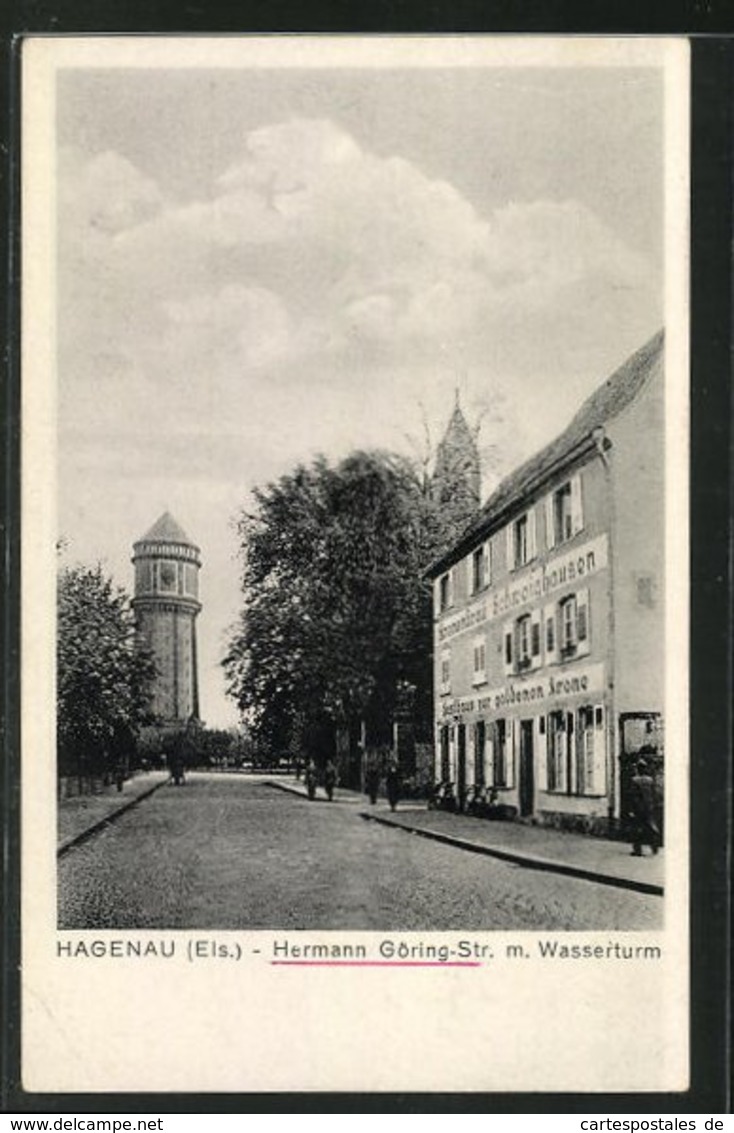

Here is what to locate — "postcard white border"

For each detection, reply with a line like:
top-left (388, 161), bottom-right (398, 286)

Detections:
top-left (21, 35), bottom-right (690, 1095)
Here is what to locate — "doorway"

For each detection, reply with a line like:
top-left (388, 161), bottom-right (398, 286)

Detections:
top-left (519, 719), bottom-right (534, 817)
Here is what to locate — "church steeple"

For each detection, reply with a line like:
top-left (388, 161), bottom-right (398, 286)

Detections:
top-left (431, 394), bottom-right (481, 536)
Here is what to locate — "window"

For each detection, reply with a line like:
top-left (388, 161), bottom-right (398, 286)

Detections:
top-left (507, 609), bottom-right (542, 674)
top-left (472, 637), bottom-right (487, 685)
top-left (545, 475), bottom-right (583, 549)
top-left (507, 508), bottom-right (536, 571)
top-left (560, 596), bottom-right (577, 653)
top-left (559, 589), bottom-right (590, 658)
top-left (438, 571), bottom-right (453, 612)
top-left (136, 561), bottom-right (153, 593)
top-left (185, 564), bottom-right (198, 597)
top-left (547, 711), bottom-right (570, 793)
top-left (471, 542), bottom-right (490, 593)
top-left (577, 705), bottom-right (606, 795)
top-left (516, 615), bottom-right (531, 670)
top-left (554, 483), bottom-right (573, 543)
top-left (515, 516), bottom-right (528, 566)
top-left (547, 706), bottom-right (605, 796)
top-left (158, 561), bottom-right (176, 592)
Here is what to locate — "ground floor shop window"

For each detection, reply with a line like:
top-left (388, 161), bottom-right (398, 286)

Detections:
top-left (547, 710), bottom-right (569, 792)
top-left (577, 704), bottom-right (606, 795)
top-left (490, 719), bottom-right (514, 788)
top-left (546, 704), bottom-right (605, 796)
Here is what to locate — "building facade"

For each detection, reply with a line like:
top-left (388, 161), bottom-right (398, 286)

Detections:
top-left (427, 332), bottom-right (664, 835)
top-left (131, 512), bottom-right (202, 727)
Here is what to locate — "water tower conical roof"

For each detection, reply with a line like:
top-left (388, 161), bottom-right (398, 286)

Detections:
top-left (139, 511), bottom-right (196, 547)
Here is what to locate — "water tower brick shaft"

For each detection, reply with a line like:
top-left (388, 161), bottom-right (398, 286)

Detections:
top-left (131, 512), bottom-right (202, 725)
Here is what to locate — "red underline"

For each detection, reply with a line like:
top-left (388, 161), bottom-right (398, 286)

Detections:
top-left (270, 960), bottom-right (481, 967)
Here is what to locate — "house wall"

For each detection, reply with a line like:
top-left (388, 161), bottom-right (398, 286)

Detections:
top-left (433, 453), bottom-right (616, 832)
top-left (607, 354), bottom-right (665, 717)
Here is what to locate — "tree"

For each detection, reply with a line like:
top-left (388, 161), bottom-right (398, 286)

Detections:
top-left (57, 564), bottom-right (156, 784)
top-left (223, 450), bottom-right (452, 780)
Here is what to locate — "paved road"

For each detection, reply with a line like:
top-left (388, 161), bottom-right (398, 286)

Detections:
top-left (58, 774), bottom-right (662, 931)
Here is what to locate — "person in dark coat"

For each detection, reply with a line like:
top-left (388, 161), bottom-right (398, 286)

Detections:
top-left (385, 760), bottom-right (400, 813)
top-left (169, 750), bottom-right (185, 786)
top-left (304, 758), bottom-right (318, 800)
top-left (365, 762), bottom-right (380, 805)
top-left (324, 759), bottom-right (337, 802)
top-left (628, 758), bottom-right (660, 855)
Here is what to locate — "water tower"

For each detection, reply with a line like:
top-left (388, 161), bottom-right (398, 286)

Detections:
top-left (131, 512), bottom-right (201, 726)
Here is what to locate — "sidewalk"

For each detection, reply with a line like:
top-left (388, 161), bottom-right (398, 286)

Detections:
top-left (267, 777), bottom-right (664, 897)
top-left (58, 771), bottom-right (169, 854)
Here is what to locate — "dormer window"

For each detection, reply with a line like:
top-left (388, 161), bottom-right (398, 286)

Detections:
top-left (507, 508), bottom-right (537, 571)
top-left (546, 474), bottom-right (583, 549)
top-left (471, 542), bottom-right (491, 593)
top-left (438, 571), bottom-right (453, 613)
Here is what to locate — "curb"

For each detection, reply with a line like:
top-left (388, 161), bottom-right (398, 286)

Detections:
top-left (57, 778), bottom-right (168, 857)
top-left (265, 779), bottom-right (362, 804)
top-left (359, 812), bottom-right (664, 898)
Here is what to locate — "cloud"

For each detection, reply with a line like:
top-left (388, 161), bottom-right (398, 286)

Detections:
top-left (59, 147), bottom-right (163, 235)
top-left (58, 117), bottom-right (661, 470)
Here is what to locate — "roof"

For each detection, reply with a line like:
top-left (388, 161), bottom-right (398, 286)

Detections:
top-left (137, 511), bottom-right (197, 548)
top-left (427, 330), bottom-right (664, 577)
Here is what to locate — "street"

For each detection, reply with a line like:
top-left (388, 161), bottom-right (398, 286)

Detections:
top-left (58, 774), bottom-right (661, 931)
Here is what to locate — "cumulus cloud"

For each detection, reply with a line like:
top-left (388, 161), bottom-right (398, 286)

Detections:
top-left (58, 116), bottom-right (661, 466)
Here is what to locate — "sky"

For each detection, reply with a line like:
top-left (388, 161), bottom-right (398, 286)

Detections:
top-left (53, 40), bottom-right (667, 727)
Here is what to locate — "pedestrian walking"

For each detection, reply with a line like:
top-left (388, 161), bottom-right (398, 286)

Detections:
top-left (628, 758), bottom-right (660, 856)
top-left (304, 758), bottom-right (318, 801)
top-left (385, 759), bottom-right (400, 813)
top-left (169, 750), bottom-right (185, 786)
top-left (365, 762), bottom-right (380, 805)
top-left (324, 758), bottom-right (337, 802)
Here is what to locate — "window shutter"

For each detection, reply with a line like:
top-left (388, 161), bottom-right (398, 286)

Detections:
top-left (447, 568), bottom-right (455, 608)
top-left (483, 541), bottom-right (491, 587)
top-left (485, 731), bottom-right (495, 787)
top-left (503, 622), bottom-right (514, 675)
top-left (530, 608), bottom-right (542, 668)
top-left (535, 717), bottom-right (548, 791)
top-left (448, 727), bottom-right (457, 782)
top-left (440, 649), bottom-right (451, 695)
top-left (527, 507), bottom-right (537, 560)
top-left (473, 636), bottom-right (486, 684)
top-left (576, 588), bottom-right (590, 655)
top-left (591, 714), bottom-right (607, 795)
top-left (545, 604), bottom-right (557, 665)
top-left (506, 719), bottom-right (517, 788)
top-left (545, 493), bottom-right (556, 551)
top-left (506, 523), bottom-right (515, 572)
top-left (570, 473), bottom-right (584, 535)
top-left (558, 722), bottom-right (568, 794)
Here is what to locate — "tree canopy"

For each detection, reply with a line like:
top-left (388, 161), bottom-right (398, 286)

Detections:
top-left (223, 449), bottom-right (454, 761)
top-left (57, 564), bottom-right (156, 778)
